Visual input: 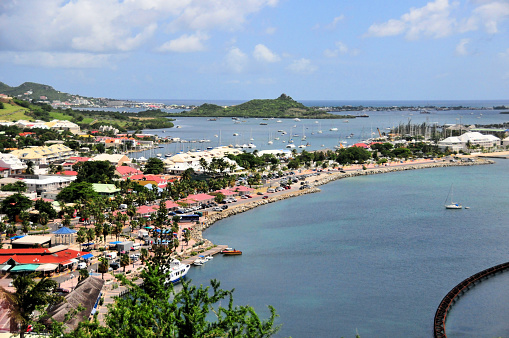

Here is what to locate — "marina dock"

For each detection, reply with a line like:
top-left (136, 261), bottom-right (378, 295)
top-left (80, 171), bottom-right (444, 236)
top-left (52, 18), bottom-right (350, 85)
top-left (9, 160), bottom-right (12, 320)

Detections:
top-left (181, 245), bottom-right (229, 265)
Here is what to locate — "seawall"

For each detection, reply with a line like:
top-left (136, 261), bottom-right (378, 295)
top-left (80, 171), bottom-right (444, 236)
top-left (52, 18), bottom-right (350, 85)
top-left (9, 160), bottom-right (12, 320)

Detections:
top-left (192, 159), bottom-right (493, 242)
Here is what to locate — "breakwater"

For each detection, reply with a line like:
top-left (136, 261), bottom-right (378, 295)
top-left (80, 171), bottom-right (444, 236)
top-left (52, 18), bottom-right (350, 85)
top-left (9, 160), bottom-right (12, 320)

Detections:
top-left (192, 158), bottom-right (493, 243)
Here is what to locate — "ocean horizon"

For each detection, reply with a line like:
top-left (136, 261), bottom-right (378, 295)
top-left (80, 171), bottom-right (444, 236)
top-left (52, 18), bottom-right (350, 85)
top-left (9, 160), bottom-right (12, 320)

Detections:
top-left (126, 99), bottom-right (509, 108)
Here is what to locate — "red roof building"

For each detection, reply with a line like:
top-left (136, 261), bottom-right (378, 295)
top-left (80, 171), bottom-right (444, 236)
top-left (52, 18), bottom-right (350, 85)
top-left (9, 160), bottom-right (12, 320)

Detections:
top-left (115, 166), bottom-right (143, 178)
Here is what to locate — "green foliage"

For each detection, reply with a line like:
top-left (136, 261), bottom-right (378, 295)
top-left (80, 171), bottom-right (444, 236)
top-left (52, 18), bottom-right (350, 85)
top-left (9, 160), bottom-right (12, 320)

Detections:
top-left (57, 182), bottom-right (99, 203)
top-left (1, 193), bottom-right (33, 221)
top-left (76, 161), bottom-right (117, 184)
top-left (143, 157), bottom-right (165, 174)
top-left (63, 257), bottom-right (280, 338)
top-left (0, 274), bottom-right (60, 336)
top-left (0, 101), bottom-right (4, 109)
top-left (34, 199), bottom-right (57, 219)
top-left (1, 181), bottom-right (27, 192)
top-left (3, 82), bottom-right (74, 102)
top-left (182, 94), bottom-right (352, 119)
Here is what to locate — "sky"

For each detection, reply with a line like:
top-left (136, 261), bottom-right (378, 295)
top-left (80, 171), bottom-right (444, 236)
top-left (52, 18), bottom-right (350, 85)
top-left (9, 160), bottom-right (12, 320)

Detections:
top-left (0, 0), bottom-right (509, 101)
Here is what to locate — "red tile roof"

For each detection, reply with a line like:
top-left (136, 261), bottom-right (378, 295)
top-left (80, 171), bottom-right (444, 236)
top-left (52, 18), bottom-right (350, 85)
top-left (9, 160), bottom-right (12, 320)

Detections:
top-left (116, 166), bottom-right (142, 176)
top-left (0, 249), bottom-right (88, 265)
top-left (56, 171), bottom-right (78, 176)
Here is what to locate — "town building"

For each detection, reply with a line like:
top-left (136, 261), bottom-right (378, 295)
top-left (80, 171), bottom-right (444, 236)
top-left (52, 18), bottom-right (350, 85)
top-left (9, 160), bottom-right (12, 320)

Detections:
top-left (438, 132), bottom-right (501, 152)
top-left (0, 153), bottom-right (28, 175)
top-left (10, 144), bottom-right (76, 166)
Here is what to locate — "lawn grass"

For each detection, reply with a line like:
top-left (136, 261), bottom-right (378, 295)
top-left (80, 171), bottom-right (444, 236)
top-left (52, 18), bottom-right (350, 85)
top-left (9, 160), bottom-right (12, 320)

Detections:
top-left (49, 111), bottom-right (74, 121)
top-left (0, 103), bottom-right (31, 121)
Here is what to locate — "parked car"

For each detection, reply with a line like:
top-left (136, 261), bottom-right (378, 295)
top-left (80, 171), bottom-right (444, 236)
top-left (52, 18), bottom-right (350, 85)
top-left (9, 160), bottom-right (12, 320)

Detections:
top-left (77, 262), bottom-right (87, 270)
top-left (262, 196), bottom-right (269, 199)
top-left (257, 192), bottom-right (263, 195)
top-left (110, 261), bottom-right (120, 270)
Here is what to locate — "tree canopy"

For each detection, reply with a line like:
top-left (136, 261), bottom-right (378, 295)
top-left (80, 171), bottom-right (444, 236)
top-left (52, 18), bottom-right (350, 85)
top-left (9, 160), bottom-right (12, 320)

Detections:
top-left (1, 193), bottom-right (33, 221)
top-left (76, 161), bottom-right (117, 184)
top-left (57, 182), bottom-right (99, 203)
top-left (143, 157), bottom-right (165, 174)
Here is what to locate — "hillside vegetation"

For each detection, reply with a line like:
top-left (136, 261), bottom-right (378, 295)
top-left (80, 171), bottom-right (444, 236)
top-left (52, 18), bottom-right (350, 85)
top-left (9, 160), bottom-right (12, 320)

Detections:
top-left (0, 81), bottom-right (76, 102)
top-left (0, 99), bottom-right (174, 131)
top-left (180, 94), bottom-right (354, 119)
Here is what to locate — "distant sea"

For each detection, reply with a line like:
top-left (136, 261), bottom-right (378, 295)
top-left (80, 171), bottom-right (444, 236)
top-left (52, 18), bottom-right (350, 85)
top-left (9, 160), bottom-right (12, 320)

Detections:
top-left (130, 99), bottom-right (509, 108)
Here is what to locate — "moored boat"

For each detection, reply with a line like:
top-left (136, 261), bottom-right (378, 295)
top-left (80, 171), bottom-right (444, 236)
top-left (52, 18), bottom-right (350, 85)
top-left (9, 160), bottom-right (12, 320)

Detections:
top-left (222, 248), bottom-right (242, 255)
top-left (164, 259), bottom-right (190, 284)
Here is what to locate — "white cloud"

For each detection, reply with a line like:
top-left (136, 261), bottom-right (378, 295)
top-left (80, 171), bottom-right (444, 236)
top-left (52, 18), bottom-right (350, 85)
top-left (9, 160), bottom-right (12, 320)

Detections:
top-left (167, 0), bottom-right (279, 32)
top-left (365, 0), bottom-right (457, 40)
top-left (0, 0), bottom-right (278, 54)
top-left (324, 42), bottom-right (360, 58)
top-left (157, 33), bottom-right (209, 52)
top-left (455, 38), bottom-right (470, 55)
top-left (499, 48), bottom-right (509, 58)
top-left (313, 14), bottom-right (345, 30)
top-left (225, 47), bottom-right (248, 73)
top-left (0, 52), bottom-right (114, 68)
top-left (265, 27), bottom-right (277, 35)
top-left (287, 58), bottom-right (317, 74)
top-left (471, 1), bottom-right (509, 34)
top-left (253, 44), bottom-right (281, 63)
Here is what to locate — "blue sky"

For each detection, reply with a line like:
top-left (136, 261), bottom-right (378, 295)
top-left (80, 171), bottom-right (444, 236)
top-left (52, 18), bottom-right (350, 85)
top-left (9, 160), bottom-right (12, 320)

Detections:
top-left (0, 0), bottom-right (508, 101)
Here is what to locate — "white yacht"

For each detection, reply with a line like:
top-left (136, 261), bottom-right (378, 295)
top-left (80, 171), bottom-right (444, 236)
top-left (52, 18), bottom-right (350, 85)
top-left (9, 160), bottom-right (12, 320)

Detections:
top-left (164, 259), bottom-right (190, 284)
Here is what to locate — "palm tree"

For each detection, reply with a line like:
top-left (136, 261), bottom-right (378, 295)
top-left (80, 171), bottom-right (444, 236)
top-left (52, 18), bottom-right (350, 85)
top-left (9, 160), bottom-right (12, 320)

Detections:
top-left (78, 269), bottom-right (89, 282)
top-left (140, 248), bottom-right (149, 264)
top-left (86, 228), bottom-right (95, 244)
top-left (38, 212), bottom-right (49, 234)
top-left (120, 254), bottom-right (130, 273)
top-left (76, 228), bottom-right (87, 251)
top-left (98, 257), bottom-right (109, 280)
top-left (0, 275), bottom-right (59, 338)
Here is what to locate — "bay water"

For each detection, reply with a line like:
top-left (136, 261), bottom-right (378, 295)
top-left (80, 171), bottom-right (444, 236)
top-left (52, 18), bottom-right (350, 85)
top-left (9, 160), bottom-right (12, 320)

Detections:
top-left (187, 160), bottom-right (509, 337)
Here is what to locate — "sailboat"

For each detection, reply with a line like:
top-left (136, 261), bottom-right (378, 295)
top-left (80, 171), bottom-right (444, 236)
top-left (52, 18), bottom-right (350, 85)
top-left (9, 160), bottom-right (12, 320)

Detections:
top-left (445, 184), bottom-right (462, 209)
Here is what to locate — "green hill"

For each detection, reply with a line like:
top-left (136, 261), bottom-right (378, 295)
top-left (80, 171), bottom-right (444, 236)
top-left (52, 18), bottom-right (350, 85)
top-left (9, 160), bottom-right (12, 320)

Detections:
top-left (180, 94), bottom-right (353, 119)
top-left (0, 81), bottom-right (75, 102)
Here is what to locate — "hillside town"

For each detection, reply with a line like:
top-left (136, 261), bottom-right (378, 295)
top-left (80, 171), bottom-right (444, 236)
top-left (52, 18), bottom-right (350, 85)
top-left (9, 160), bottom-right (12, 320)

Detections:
top-left (1, 97), bottom-right (509, 335)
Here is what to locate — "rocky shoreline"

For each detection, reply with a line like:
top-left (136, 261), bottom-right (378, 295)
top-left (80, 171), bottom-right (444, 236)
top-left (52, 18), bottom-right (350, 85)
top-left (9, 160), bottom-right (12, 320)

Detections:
top-left (192, 159), bottom-right (494, 244)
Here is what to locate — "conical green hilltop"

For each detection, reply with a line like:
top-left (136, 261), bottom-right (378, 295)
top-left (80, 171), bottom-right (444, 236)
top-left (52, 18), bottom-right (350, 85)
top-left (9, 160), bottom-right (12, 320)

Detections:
top-left (180, 94), bottom-right (353, 119)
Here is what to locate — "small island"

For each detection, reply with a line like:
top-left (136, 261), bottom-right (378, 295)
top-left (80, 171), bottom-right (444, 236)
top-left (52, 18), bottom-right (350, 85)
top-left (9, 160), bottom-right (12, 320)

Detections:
top-left (177, 94), bottom-right (355, 119)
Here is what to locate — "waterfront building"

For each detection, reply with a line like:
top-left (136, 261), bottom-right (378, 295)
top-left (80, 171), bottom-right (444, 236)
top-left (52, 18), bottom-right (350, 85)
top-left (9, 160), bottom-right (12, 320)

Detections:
top-left (438, 132), bottom-right (501, 152)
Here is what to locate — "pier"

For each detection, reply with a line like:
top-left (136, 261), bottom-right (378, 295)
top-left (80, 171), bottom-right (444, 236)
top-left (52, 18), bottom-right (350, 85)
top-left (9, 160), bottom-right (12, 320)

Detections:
top-left (181, 245), bottom-right (229, 265)
top-left (433, 261), bottom-right (509, 338)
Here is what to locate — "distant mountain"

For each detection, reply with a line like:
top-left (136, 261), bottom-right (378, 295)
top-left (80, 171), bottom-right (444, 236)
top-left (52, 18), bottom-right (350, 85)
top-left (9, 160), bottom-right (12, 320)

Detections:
top-left (0, 81), bottom-right (76, 102)
top-left (181, 94), bottom-right (353, 119)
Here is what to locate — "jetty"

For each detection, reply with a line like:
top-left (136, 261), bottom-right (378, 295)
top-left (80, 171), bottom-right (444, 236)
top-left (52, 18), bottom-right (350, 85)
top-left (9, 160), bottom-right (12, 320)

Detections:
top-left (433, 261), bottom-right (509, 338)
top-left (181, 245), bottom-right (229, 265)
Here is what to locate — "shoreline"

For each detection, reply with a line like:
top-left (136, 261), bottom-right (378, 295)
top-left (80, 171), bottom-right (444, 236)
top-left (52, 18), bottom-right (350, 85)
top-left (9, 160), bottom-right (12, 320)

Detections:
top-left (194, 158), bottom-right (494, 244)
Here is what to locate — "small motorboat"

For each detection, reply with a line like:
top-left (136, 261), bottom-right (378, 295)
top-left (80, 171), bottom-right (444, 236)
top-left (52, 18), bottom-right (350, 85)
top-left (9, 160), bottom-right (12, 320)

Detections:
top-left (222, 248), bottom-right (242, 255)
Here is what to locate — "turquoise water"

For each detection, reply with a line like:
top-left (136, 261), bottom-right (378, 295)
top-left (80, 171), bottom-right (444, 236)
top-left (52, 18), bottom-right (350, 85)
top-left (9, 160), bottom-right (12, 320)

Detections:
top-left (187, 161), bottom-right (509, 337)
